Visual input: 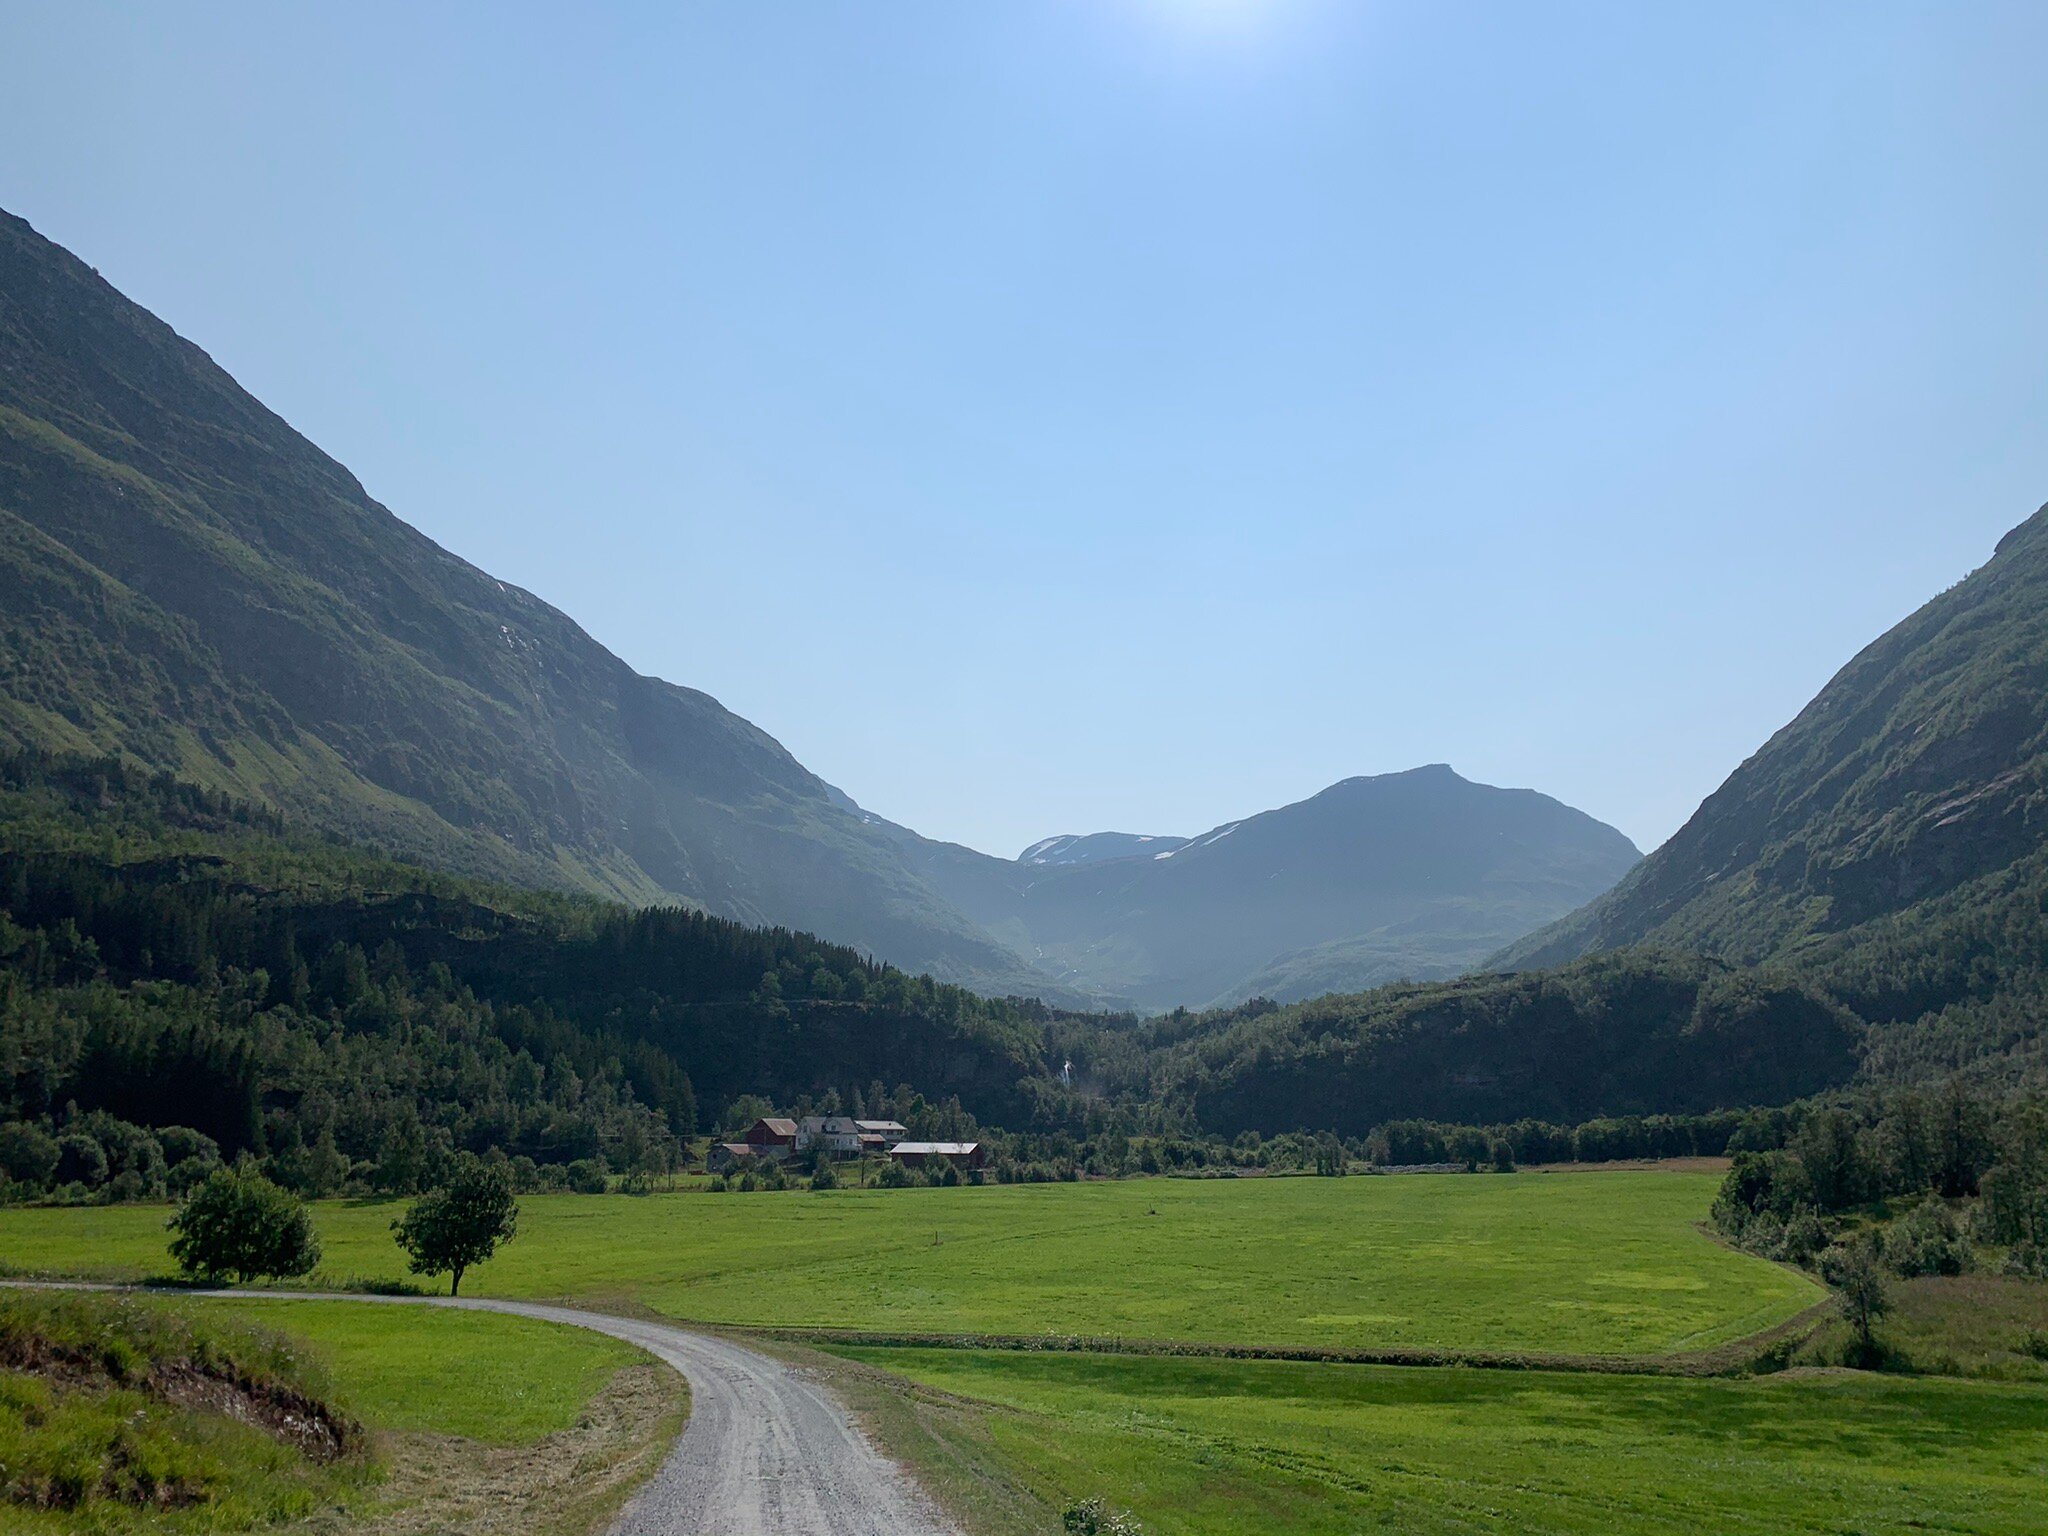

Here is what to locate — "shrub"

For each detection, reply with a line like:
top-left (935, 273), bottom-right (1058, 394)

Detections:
top-left (54, 1133), bottom-right (107, 1189)
top-left (0, 1123), bottom-right (60, 1189)
top-left (2004, 1241), bottom-right (2048, 1280)
top-left (566, 1159), bottom-right (609, 1195)
top-left (1882, 1201), bottom-right (1973, 1277)
top-left (167, 1166), bottom-right (321, 1284)
top-left (706, 1175), bottom-right (729, 1193)
top-left (1064, 1497), bottom-right (1145, 1534)
top-left (810, 1161), bottom-right (839, 1191)
top-left (1779, 1208), bottom-right (1829, 1266)
top-left (155, 1127), bottom-right (219, 1169)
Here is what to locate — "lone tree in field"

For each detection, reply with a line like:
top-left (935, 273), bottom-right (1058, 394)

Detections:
top-left (392, 1154), bottom-right (518, 1296)
top-left (168, 1165), bottom-right (321, 1284)
top-left (1821, 1238), bottom-right (1891, 1363)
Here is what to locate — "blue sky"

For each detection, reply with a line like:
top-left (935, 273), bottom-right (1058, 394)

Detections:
top-left (5, 1), bottom-right (2044, 857)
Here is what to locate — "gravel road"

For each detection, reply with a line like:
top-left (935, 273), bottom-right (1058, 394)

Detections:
top-left (7, 1284), bottom-right (960, 1536)
top-left (436, 1296), bottom-right (961, 1536)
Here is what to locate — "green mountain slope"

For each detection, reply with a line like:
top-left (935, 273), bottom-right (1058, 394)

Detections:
top-left (1492, 504), bottom-right (2048, 1083)
top-left (0, 207), bottom-right (1053, 995)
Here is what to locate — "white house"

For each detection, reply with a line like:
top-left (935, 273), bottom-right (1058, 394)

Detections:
top-left (794, 1115), bottom-right (866, 1155)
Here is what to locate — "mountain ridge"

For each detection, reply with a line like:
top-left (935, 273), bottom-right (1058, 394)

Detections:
top-left (893, 764), bottom-right (1640, 1010)
top-left (1493, 502), bottom-right (2048, 988)
top-left (0, 206), bottom-right (1640, 1012)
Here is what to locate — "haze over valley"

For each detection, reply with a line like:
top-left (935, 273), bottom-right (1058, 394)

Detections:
top-left (2, 7), bottom-right (2045, 1536)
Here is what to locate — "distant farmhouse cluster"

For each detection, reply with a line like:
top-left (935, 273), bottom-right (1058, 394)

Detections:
top-left (709, 1117), bottom-right (985, 1174)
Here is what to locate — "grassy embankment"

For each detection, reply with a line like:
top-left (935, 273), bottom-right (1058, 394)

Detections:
top-left (0, 1291), bottom-right (680, 1535)
top-left (0, 1172), bottom-right (1817, 1359)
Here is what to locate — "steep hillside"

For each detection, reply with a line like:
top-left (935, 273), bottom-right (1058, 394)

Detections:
top-left (0, 208), bottom-right (1050, 994)
top-left (897, 767), bottom-right (1640, 1010)
top-left (1489, 504), bottom-right (2048, 1087)
top-left (1498, 505), bottom-right (2048, 973)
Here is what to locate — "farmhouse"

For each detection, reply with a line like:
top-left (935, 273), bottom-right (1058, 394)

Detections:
top-left (795, 1115), bottom-right (866, 1155)
top-left (888, 1141), bottom-right (986, 1170)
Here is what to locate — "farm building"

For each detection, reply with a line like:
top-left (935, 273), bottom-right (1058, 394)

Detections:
top-left (888, 1141), bottom-right (985, 1170)
top-left (743, 1118), bottom-right (797, 1157)
top-left (708, 1142), bottom-right (766, 1173)
top-left (795, 1115), bottom-right (866, 1155)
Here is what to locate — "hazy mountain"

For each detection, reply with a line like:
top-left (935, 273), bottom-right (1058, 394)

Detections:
top-left (896, 767), bottom-right (1641, 1011)
top-left (1018, 832), bottom-right (1191, 867)
top-left (0, 207), bottom-right (1055, 996)
top-left (0, 209), bottom-right (1640, 1015)
top-left (1496, 504), bottom-right (2048, 982)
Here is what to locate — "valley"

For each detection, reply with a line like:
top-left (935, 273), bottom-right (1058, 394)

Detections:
top-left (2, 14), bottom-right (2047, 1532)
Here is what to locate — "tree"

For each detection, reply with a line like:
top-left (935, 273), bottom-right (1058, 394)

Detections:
top-left (167, 1165), bottom-right (321, 1283)
top-left (1820, 1238), bottom-right (1891, 1362)
top-left (0, 1122), bottom-right (59, 1188)
top-left (391, 1153), bottom-right (519, 1296)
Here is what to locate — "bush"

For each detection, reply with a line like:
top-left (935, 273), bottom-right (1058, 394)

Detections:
top-left (167, 1166), bottom-right (321, 1284)
top-left (706, 1174), bottom-right (729, 1193)
top-left (1882, 1201), bottom-right (1973, 1277)
top-left (53, 1133), bottom-right (107, 1189)
top-left (155, 1127), bottom-right (219, 1169)
top-left (1064, 1497), bottom-right (1144, 1535)
top-left (2004, 1241), bottom-right (2048, 1280)
top-left (0, 1123), bottom-right (60, 1188)
top-left (566, 1159), bottom-right (609, 1195)
top-left (810, 1162), bottom-right (839, 1191)
top-left (1779, 1208), bottom-right (1829, 1266)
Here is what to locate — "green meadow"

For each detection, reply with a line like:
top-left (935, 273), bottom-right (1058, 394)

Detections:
top-left (189, 1298), bottom-right (648, 1444)
top-left (838, 1346), bottom-right (2048, 1536)
top-left (0, 1291), bottom-right (667, 1535)
top-left (0, 1171), bottom-right (1818, 1357)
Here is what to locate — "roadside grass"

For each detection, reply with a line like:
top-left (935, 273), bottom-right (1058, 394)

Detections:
top-left (188, 1299), bottom-right (649, 1444)
top-left (0, 1290), bottom-right (366, 1534)
top-left (0, 1171), bottom-right (1819, 1358)
top-left (0, 1292), bottom-right (682, 1535)
top-left (833, 1345), bottom-right (2048, 1536)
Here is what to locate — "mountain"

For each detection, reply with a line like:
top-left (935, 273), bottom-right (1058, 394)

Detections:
top-left (0, 208), bottom-right (1638, 1015)
top-left (1493, 503), bottom-right (2048, 1085)
top-left (1018, 832), bottom-right (1191, 867)
top-left (896, 767), bottom-right (1641, 1011)
top-left (0, 207), bottom-right (1054, 996)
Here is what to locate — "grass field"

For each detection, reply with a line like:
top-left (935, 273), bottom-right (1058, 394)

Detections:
top-left (189, 1298), bottom-right (650, 1444)
top-left (837, 1346), bottom-right (2048, 1535)
top-left (0, 1172), bottom-right (1819, 1357)
top-left (0, 1292), bottom-right (680, 1535)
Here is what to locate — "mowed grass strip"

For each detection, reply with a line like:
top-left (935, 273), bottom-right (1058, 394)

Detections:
top-left (0, 1172), bottom-right (1819, 1356)
top-left (187, 1299), bottom-right (648, 1445)
top-left (839, 1346), bottom-right (2048, 1536)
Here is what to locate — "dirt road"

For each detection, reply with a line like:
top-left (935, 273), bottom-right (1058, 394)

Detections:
top-left (437, 1296), bottom-right (960, 1536)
